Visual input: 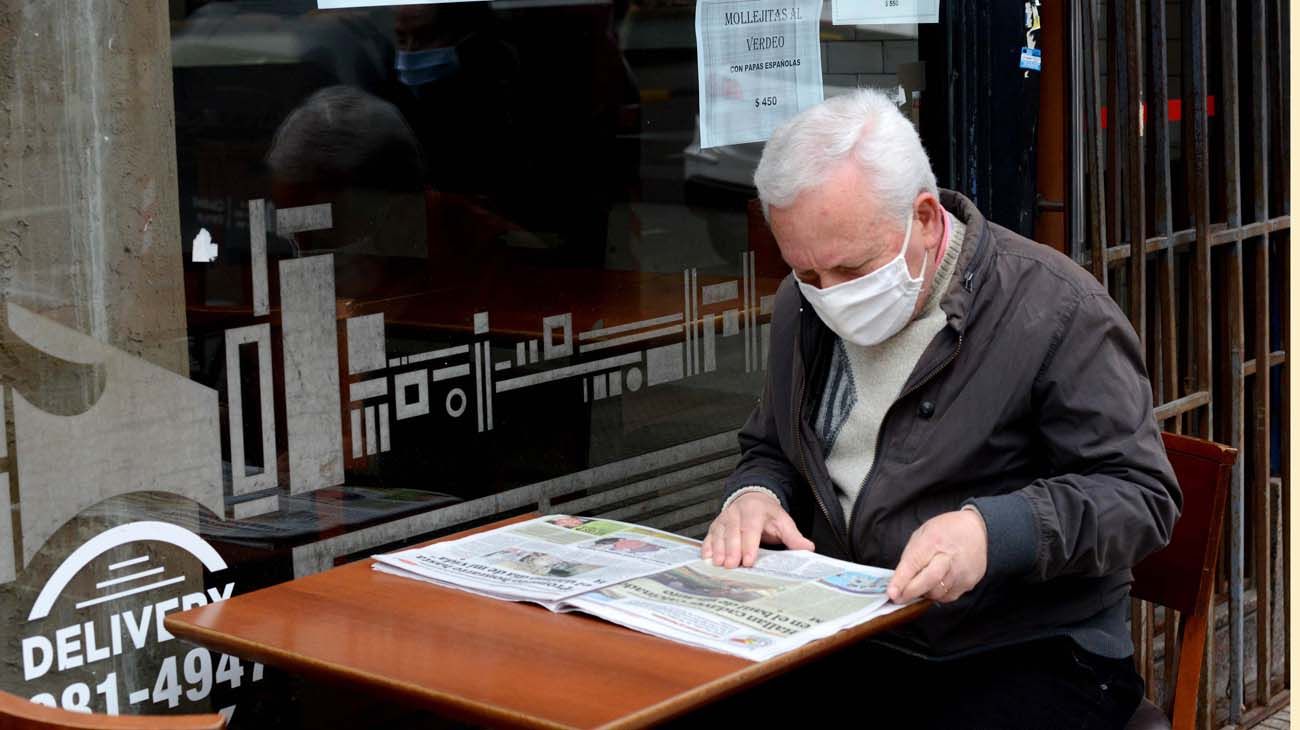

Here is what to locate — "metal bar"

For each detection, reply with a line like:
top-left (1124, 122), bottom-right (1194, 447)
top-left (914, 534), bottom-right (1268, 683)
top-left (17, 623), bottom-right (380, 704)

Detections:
top-left (1144, 601), bottom-right (1156, 701)
top-left (1224, 245), bottom-right (1247, 724)
top-left (1243, 350), bottom-right (1288, 376)
top-left (944, 0), bottom-right (959, 192)
top-left (1122, 0), bottom-right (1146, 347)
top-left (1146, 0), bottom-right (1173, 238)
top-left (1185, 0), bottom-right (1213, 439)
top-left (1248, 0), bottom-right (1272, 706)
top-left (1095, 231), bottom-right (1299, 263)
top-left (1155, 229), bottom-right (1199, 250)
top-left (1082, 0), bottom-right (1109, 283)
top-left (1119, 217), bottom-right (1292, 260)
top-left (1252, 252), bottom-right (1273, 706)
top-left (1068, 0), bottom-right (1088, 264)
top-left (1273, 0), bottom-right (1290, 218)
top-left (1203, 614), bottom-right (1215, 730)
top-left (1106, 0), bottom-right (1124, 274)
top-left (1270, 0), bottom-right (1290, 689)
top-left (1282, 231), bottom-right (1291, 689)
top-left (1147, 0), bottom-right (1178, 435)
top-left (1132, 599), bottom-right (1146, 695)
top-left (1250, 217), bottom-right (1291, 234)
top-left (1153, 390), bottom-right (1212, 421)
top-left (1253, 411), bottom-right (1273, 709)
top-left (1222, 2), bottom-right (1244, 229)
top-left (1218, 0), bottom-right (1246, 719)
top-left (1163, 608), bottom-right (1179, 713)
top-left (1213, 219), bottom-right (1291, 244)
top-left (1160, 250), bottom-right (1180, 431)
top-left (1151, 268), bottom-right (1166, 425)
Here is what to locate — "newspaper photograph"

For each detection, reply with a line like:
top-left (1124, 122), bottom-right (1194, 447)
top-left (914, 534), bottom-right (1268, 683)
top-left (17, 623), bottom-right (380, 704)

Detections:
top-left (372, 515), bottom-right (701, 603)
top-left (563, 549), bottom-right (899, 661)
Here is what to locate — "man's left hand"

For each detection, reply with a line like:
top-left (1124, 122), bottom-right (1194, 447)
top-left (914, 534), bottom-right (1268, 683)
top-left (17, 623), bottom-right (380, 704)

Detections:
top-left (887, 509), bottom-right (988, 604)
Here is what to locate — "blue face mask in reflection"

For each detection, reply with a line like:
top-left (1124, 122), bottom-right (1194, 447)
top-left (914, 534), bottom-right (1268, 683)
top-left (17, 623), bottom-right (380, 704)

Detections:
top-left (395, 47), bottom-right (461, 87)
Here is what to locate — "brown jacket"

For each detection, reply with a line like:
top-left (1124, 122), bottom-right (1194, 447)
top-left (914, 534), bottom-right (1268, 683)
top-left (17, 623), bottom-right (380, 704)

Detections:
top-left (724, 190), bottom-right (1180, 659)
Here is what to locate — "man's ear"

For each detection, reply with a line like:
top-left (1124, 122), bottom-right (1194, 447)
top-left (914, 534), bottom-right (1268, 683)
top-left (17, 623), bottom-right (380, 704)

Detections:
top-left (914, 192), bottom-right (944, 251)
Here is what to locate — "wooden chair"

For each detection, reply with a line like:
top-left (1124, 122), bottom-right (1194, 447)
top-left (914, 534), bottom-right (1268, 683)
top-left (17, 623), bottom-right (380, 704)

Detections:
top-left (1125, 432), bottom-right (1237, 730)
top-left (0, 689), bottom-right (225, 730)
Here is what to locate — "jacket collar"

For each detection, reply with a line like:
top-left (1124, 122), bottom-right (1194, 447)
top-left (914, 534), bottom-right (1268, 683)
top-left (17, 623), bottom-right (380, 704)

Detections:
top-left (936, 189), bottom-right (992, 334)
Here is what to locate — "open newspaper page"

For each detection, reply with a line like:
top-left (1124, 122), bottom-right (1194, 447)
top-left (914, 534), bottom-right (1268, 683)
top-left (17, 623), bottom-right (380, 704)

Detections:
top-left (371, 515), bottom-right (701, 604)
top-left (562, 549), bottom-right (903, 661)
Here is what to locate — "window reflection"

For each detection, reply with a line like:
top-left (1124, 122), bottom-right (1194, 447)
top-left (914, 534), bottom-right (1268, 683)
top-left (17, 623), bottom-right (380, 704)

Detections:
top-left (170, 0), bottom-right (786, 553)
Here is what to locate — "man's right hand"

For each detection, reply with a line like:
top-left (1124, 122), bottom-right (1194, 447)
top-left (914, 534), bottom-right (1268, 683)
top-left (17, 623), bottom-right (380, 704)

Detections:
top-left (701, 491), bottom-right (815, 568)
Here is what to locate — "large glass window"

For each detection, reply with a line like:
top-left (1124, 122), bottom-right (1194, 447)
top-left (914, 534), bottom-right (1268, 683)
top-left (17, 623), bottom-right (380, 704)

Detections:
top-left (0, 1), bottom-right (923, 722)
top-left (167, 0), bottom-right (921, 544)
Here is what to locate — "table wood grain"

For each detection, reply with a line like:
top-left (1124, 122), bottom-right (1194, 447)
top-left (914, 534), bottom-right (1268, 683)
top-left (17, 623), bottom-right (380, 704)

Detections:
top-left (166, 516), bottom-right (929, 729)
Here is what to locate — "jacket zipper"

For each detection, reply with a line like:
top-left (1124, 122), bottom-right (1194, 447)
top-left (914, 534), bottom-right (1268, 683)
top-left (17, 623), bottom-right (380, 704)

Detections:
top-left (962, 227), bottom-right (987, 292)
top-left (793, 374), bottom-right (853, 557)
top-left (845, 333), bottom-right (964, 561)
top-left (800, 224), bottom-right (982, 558)
top-left (791, 320), bottom-right (853, 557)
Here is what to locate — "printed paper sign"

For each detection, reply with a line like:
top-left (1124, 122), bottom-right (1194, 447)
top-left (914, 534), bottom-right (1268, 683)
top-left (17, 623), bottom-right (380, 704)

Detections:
top-left (318, 0), bottom-right (487, 8)
top-left (1019, 47), bottom-right (1042, 72)
top-left (695, 0), bottom-right (824, 149)
top-left (832, 0), bottom-right (940, 25)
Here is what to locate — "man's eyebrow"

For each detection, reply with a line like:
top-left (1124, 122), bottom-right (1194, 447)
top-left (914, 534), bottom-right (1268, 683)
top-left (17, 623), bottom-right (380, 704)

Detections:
top-left (794, 254), bottom-right (873, 277)
top-left (828, 255), bottom-right (876, 272)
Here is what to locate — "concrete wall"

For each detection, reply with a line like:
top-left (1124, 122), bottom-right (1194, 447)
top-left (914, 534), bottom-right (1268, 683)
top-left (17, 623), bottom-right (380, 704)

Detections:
top-left (0, 0), bottom-right (190, 695)
top-left (0, 0), bottom-right (188, 376)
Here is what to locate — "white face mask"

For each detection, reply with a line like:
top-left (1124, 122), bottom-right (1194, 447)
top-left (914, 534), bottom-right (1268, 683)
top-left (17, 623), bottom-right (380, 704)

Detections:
top-left (796, 214), bottom-right (925, 347)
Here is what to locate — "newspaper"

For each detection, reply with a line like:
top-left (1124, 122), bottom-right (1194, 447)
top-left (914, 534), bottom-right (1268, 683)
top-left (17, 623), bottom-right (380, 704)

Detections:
top-left (373, 516), bottom-right (911, 661)
top-left (372, 515), bottom-right (703, 605)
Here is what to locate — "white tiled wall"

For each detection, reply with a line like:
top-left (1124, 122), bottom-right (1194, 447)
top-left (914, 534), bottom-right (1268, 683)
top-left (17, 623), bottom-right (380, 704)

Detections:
top-left (820, 22), bottom-right (920, 98)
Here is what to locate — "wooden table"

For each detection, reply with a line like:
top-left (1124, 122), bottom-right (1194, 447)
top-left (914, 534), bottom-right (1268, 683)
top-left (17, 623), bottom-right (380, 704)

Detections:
top-left (166, 516), bottom-right (929, 729)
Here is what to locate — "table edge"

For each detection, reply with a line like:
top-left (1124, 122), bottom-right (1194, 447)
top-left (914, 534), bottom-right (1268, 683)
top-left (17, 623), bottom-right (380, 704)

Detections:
top-left (167, 616), bottom-right (577, 730)
top-left (166, 597), bottom-right (931, 730)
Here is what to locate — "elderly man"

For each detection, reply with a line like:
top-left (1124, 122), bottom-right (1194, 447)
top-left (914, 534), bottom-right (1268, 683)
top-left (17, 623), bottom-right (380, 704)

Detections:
top-left (701, 89), bottom-right (1180, 728)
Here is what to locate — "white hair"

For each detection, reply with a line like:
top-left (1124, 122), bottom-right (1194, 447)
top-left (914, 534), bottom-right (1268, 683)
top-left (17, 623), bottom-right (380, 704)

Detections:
top-left (753, 88), bottom-right (938, 224)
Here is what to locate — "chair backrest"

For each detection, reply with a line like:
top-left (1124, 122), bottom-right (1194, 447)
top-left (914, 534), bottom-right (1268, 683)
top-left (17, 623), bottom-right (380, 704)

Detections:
top-left (0, 689), bottom-right (225, 730)
top-left (1130, 432), bottom-right (1236, 612)
top-left (1128, 431), bottom-right (1236, 730)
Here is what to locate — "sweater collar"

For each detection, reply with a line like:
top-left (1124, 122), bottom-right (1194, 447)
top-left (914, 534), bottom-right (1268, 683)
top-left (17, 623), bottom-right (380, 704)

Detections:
top-left (919, 208), bottom-right (965, 315)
